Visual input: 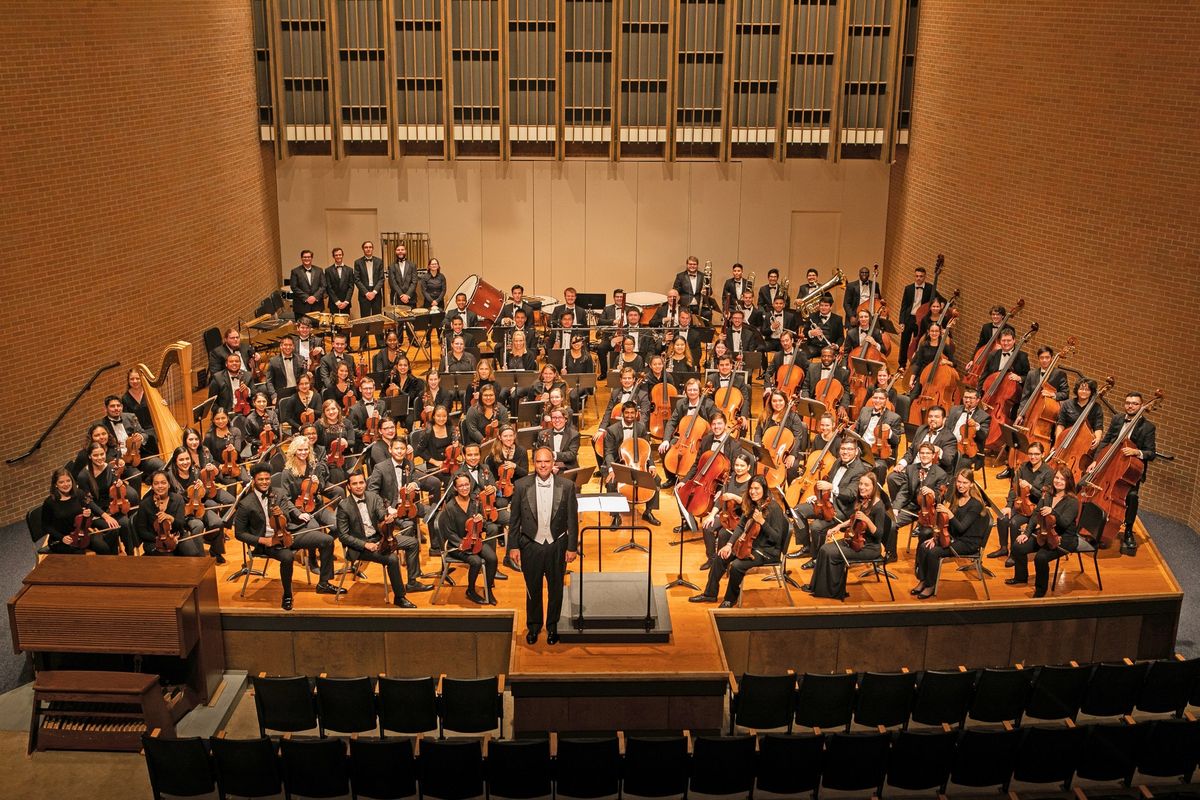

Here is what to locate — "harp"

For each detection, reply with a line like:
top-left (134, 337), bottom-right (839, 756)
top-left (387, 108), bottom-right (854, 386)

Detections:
top-left (136, 341), bottom-right (194, 458)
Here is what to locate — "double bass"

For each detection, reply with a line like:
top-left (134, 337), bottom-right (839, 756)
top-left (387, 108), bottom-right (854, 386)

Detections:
top-left (1078, 389), bottom-right (1163, 546)
top-left (1049, 376), bottom-right (1115, 481)
top-left (908, 313), bottom-right (961, 426)
top-left (907, 254), bottom-right (945, 361)
top-left (676, 419), bottom-right (742, 518)
top-left (980, 322), bottom-right (1039, 450)
top-left (963, 299), bottom-right (1024, 389)
top-left (856, 264), bottom-right (883, 316)
top-left (1009, 338), bottom-right (1077, 471)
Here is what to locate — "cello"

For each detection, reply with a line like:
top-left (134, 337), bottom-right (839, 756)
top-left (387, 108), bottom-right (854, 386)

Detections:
top-left (774, 350), bottom-right (806, 397)
top-left (759, 392), bottom-right (798, 489)
top-left (908, 313), bottom-right (961, 426)
top-left (810, 346), bottom-right (850, 430)
top-left (617, 433), bottom-right (657, 505)
top-left (784, 422), bottom-right (845, 507)
top-left (1078, 389), bottom-right (1163, 546)
top-left (1048, 376), bottom-right (1114, 481)
top-left (907, 253), bottom-right (945, 361)
top-left (1009, 338), bottom-right (1077, 471)
top-left (649, 379), bottom-right (679, 440)
top-left (677, 418), bottom-right (742, 518)
top-left (711, 365), bottom-right (744, 422)
top-left (662, 389), bottom-right (712, 478)
top-left (979, 322), bottom-right (1039, 450)
top-left (962, 299), bottom-right (1024, 389)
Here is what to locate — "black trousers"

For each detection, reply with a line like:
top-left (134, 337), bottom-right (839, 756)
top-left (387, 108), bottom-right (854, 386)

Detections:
top-left (703, 550), bottom-right (768, 602)
top-left (915, 538), bottom-right (980, 584)
top-left (898, 324), bottom-right (917, 367)
top-left (448, 542), bottom-right (498, 594)
top-left (1011, 536), bottom-right (1069, 595)
top-left (261, 522), bottom-right (335, 596)
top-left (521, 535), bottom-right (568, 633)
top-left (347, 546), bottom-right (406, 599)
top-left (996, 512), bottom-right (1031, 550)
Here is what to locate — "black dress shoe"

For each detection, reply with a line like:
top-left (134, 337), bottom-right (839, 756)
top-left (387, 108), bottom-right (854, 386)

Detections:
top-left (281, 595), bottom-right (294, 611)
top-left (465, 589), bottom-right (486, 605)
top-left (394, 597), bottom-right (417, 609)
top-left (797, 545), bottom-right (812, 557)
top-left (801, 559), bottom-right (816, 570)
top-left (547, 629), bottom-right (560, 646)
top-left (699, 562), bottom-right (710, 571)
top-left (689, 594), bottom-right (718, 603)
top-left (487, 593), bottom-right (498, 606)
top-left (316, 583), bottom-right (348, 595)
top-left (800, 583), bottom-right (815, 593)
top-left (717, 600), bottom-right (735, 609)
top-left (214, 554), bottom-right (227, 565)
top-left (661, 478), bottom-right (676, 489)
top-left (609, 514), bottom-right (623, 527)
top-left (673, 524), bottom-right (688, 533)
top-left (526, 630), bottom-right (539, 645)
top-left (494, 571), bottom-right (509, 580)
top-left (405, 582), bottom-right (434, 593)
top-left (1004, 578), bottom-right (1027, 586)
top-left (1004, 558), bottom-right (1015, 568)
top-left (996, 468), bottom-right (1013, 480)
top-left (785, 549), bottom-right (805, 560)
top-left (503, 556), bottom-right (522, 573)
top-left (910, 586), bottom-right (923, 595)
top-left (986, 548), bottom-right (1008, 559)
top-left (916, 590), bottom-right (935, 600)
top-left (642, 511), bottom-right (661, 526)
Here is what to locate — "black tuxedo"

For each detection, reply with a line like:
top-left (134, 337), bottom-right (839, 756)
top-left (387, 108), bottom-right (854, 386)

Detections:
top-left (1019, 367), bottom-right (1070, 408)
top-left (757, 283), bottom-right (788, 311)
top-left (946, 405), bottom-right (990, 458)
top-left (670, 326), bottom-right (706, 366)
top-left (804, 312), bottom-right (844, 354)
top-left (822, 458), bottom-right (871, 519)
top-left (672, 270), bottom-right (706, 309)
top-left (892, 462), bottom-right (950, 514)
top-left (602, 384), bottom-right (652, 425)
top-left (768, 347), bottom-right (809, 384)
top-left (366, 458), bottom-right (412, 507)
top-left (648, 301), bottom-right (685, 330)
top-left (268, 353), bottom-right (305, 394)
top-left (443, 307), bottom-right (479, 331)
top-left (976, 322), bottom-right (1005, 351)
top-left (842, 279), bottom-right (881, 319)
top-left (663, 396), bottom-right (719, 440)
top-left (207, 369), bottom-right (254, 414)
top-left (317, 351), bottom-right (356, 391)
top-left (353, 255), bottom-right (386, 316)
top-left (387, 259), bottom-right (418, 305)
top-left (899, 424), bottom-right (958, 473)
top-left (290, 265), bottom-right (327, 317)
top-left (855, 407), bottom-right (903, 452)
top-left (760, 308), bottom-right (801, 348)
top-left (325, 263), bottom-right (356, 313)
top-left (537, 425), bottom-right (580, 469)
top-left (983, 348), bottom-right (1030, 382)
top-left (723, 325), bottom-right (762, 355)
top-left (509, 473), bottom-right (579, 632)
top-left (802, 361), bottom-right (850, 400)
top-left (208, 341), bottom-right (254, 378)
top-left (336, 490), bottom-right (417, 596)
top-left (721, 277), bottom-right (751, 311)
top-left (682, 432), bottom-right (741, 481)
top-left (498, 300), bottom-right (534, 325)
top-left (234, 486), bottom-right (335, 590)
top-left (705, 371), bottom-right (751, 418)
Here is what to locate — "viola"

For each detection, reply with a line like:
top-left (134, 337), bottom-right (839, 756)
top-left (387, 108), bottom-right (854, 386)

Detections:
top-left (269, 504), bottom-right (293, 548)
top-left (327, 438), bottom-right (346, 469)
top-left (64, 511), bottom-right (94, 550)
top-left (732, 500), bottom-right (764, 560)
top-left (485, 411), bottom-right (501, 439)
top-left (341, 391), bottom-right (356, 418)
top-left (123, 432), bottom-right (144, 468)
top-left (354, 353), bottom-right (369, 390)
top-left (980, 322), bottom-right (1039, 450)
top-left (363, 414), bottom-right (380, 445)
top-left (153, 515), bottom-right (178, 554)
top-left (396, 485), bottom-right (420, 520)
top-left (442, 430), bottom-right (463, 475)
top-left (200, 462), bottom-right (220, 499)
top-left (960, 414), bottom-right (980, 459)
top-left (916, 485), bottom-right (941, 530)
top-left (1013, 478), bottom-right (1037, 518)
top-left (1078, 389), bottom-right (1163, 546)
top-left (719, 496), bottom-right (742, 531)
top-left (479, 485), bottom-right (499, 523)
top-left (375, 516), bottom-right (399, 555)
top-left (935, 498), bottom-right (953, 548)
top-left (420, 390), bottom-right (435, 426)
top-left (300, 406), bottom-right (317, 426)
top-left (107, 462), bottom-right (132, 516)
top-left (872, 423), bottom-right (893, 462)
top-left (220, 443), bottom-right (241, 478)
top-left (963, 299), bottom-right (1024, 389)
top-left (845, 498), bottom-right (872, 552)
top-left (297, 476), bottom-right (320, 514)
top-left (812, 482), bottom-right (836, 522)
top-left (460, 515), bottom-right (486, 555)
top-left (233, 383), bottom-right (252, 416)
top-left (649, 380), bottom-right (679, 440)
top-left (1035, 504), bottom-right (1061, 550)
top-left (258, 425), bottom-right (277, 453)
top-left (1049, 376), bottom-right (1114, 481)
top-left (185, 481), bottom-right (206, 518)
top-left (496, 462), bottom-right (515, 498)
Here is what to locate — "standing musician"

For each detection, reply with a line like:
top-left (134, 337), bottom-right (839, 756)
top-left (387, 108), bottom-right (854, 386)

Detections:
top-left (658, 378), bottom-right (719, 488)
top-left (982, 326), bottom-right (1030, 388)
top-left (855, 389), bottom-right (903, 480)
top-left (292, 317), bottom-right (325, 373)
top-left (98, 395), bottom-right (166, 475)
top-left (842, 266), bottom-right (881, 322)
top-left (438, 473), bottom-right (500, 605)
top-left (509, 447), bottom-right (580, 645)
top-left (1055, 378), bottom-right (1104, 450)
top-left (76, 442), bottom-right (138, 555)
top-left (721, 263), bottom-right (750, 315)
top-left (672, 309), bottom-right (705, 367)
top-left (498, 284), bottom-right (534, 325)
top-left (898, 265), bottom-right (939, 368)
top-left (602, 367), bottom-right (651, 424)
top-left (946, 387), bottom-right (991, 469)
top-left (974, 306), bottom-right (1008, 352)
top-left (754, 389), bottom-right (810, 482)
top-left (1089, 391), bottom-right (1156, 551)
top-left (1006, 466), bottom-right (1079, 597)
top-left (134, 470), bottom-right (200, 557)
top-left (722, 309), bottom-right (763, 357)
top-left (290, 249), bottom-right (327, 319)
top-left (596, 289), bottom-right (630, 380)
top-left (268, 336), bottom-right (305, 395)
top-left (767, 330), bottom-right (808, 387)
top-left (325, 247), bottom-right (355, 318)
top-left (121, 369), bottom-right (153, 430)
top-left (41, 469), bottom-right (119, 555)
top-left (689, 475), bottom-right (785, 608)
top-left (558, 287), bottom-right (588, 332)
top-left (761, 295), bottom-right (800, 353)
top-left (388, 242), bottom-right (418, 307)
top-left (673, 256), bottom-right (706, 312)
top-left (537, 408), bottom-right (580, 472)
top-left (806, 477), bottom-right (883, 594)
top-left (803, 295), bottom-right (845, 358)
top-left (336, 472), bottom-right (421, 608)
top-left (462, 384), bottom-right (510, 445)
top-left (910, 468), bottom-right (990, 599)
top-left (353, 240), bottom-right (386, 318)
top-left (706, 354), bottom-right (751, 419)
top-left (279, 373), bottom-right (321, 432)
top-left (845, 309), bottom-right (892, 358)
top-left (208, 353), bottom-right (256, 415)
top-left (235, 463), bottom-right (341, 611)
top-left (794, 440), bottom-right (870, 570)
top-left (208, 327), bottom-right (257, 378)
top-left (420, 258), bottom-right (446, 309)
top-left (989, 440), bottom-right (1053, 561)
top-left (757, 268), bottom-right (787, 311)
top-left (604, 401), bottom-right (662, 526)
top-left (694, 452), bottom-right (755, 569)
top-left (317, 333), bottom-right (356, 392)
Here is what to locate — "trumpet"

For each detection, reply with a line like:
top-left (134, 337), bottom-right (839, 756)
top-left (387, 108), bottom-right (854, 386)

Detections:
top-left (795, 269), bottom-right (845, 317)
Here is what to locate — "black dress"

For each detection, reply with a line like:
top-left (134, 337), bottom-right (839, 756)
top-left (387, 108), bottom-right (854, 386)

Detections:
top-left (811, 499), bottom-right (887, 599)
top-left (40, 492), bottom-right (116, 555)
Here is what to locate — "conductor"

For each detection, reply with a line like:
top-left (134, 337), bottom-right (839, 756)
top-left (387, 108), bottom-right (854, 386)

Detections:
top-left (509, 447), bottom-right (579, 646)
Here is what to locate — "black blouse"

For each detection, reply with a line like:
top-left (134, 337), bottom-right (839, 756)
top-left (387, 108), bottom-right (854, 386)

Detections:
top-left (40, 492), bottom-right (105, 542)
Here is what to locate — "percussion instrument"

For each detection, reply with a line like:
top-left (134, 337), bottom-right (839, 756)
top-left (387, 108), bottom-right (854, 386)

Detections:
top-left (332, 313), bottom-right (351, 329)
top-left (452, 274), bottom-right (505, 327)
top-left (313, 312), bottom-right (334, 328)
top-left (625, 291), bottom-right (669, 322)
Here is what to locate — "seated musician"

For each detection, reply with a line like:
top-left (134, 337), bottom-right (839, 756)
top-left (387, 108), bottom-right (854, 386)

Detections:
top-left (316, 400), bottom-right (358, 480)
top-left (803, 473), bottom-right (890, 600)
top-left (1089, 391), bottom-right (1156, 551)
top-left (419, 257), bottom-right (446, 309)
top-left (465, 359), bottom-right (498, 410)
top-left (706, 354), bottom-right (751, 420)
top-left (558, 287), bottom-right (588, 330)
top-left (455, 444), bottom-right (509, 549)
top-left (611, 335), bottom-right (645, 374)
top-left (595, 289), bottom-right (630, 380)
top-left (913, 296), bottom-right (953, 346)
top-left (372, 330), bottom-right (404, 377)
top-left (520, 363), bottom-right (568, 411)
top-left (98, 394), bottom-right (165, 475)
top-left (503, 329), bottom-right (539, 374)
top-left (207, 326), bottom-right (256, 378)
top-left (694, 452), bottom-right (755, 569)
top-left (803, 295), bottom-right (844, 359)
top-left (498, 283), bottom-right (534, 326)
top-left (620, 307), bottom-right (658, 362)
top-left (444, 334), bottom-right (477, 375)
top-left (121, 369), bottom-right (153, 430)
top-left (855, 389), bottom-right (903, 481)
top-left (135, 470), bottom-right (202, 557)
top-left (672, 309), bottom-right (705, 367)
top-left (562, 334), bottom-right (595, 410)
top-left (754, 389), bottom-right (809, 484)
top-left (385, 356), bottom-right (425, 431)
top-left (181, 423), bottom-right (236, 514)
top-left (348, 378), bottom-right (382, 439)
top-left (496, 308), bottom-right (536, 354)
top-left (320, 362), bottom-right (358, 412)
top-left (905, 321), bottom-right (957, 400)
top-left (946, 387), bottom-right (991, 468)
top-left (71, 424), bottom-right (122, 478)
top-left (988, 438), bottom-right (1053, 560)
top-left (463, 384), bottom-right (509, 445)
top-left (443, 292), bottom-right (479, 334)
top-left (981, 325), bottom-right (1030, 388)
top-left (602, 367), bottom-right (651, 424)
top-left (888, 405), bottom-right (958, 491)
top-left (437, 473), bottom-right (500, 604)
top-left (664, 336), bottom-right (694, 374)
top-left (448, 315), bottom-right (479, 351)
top-left (234, 463), bottom-right (340, 610)
top-left (268, 336), bottom-right (305, 395)
top-left (911, 468), bottom-right (990, 599)
top-left (42, 469), bottom-right (120, 555)
top-left (536, 408), bottom-right (579, 472)
top-left (649, 289), bottom-right (683, 333)
top-left (603, 401), bottom-right (662, 526)
top-left (737, 289), bottom-right (764, 330)
top-left (540, 388), bottom-right (573, 429)
top-left (801, 346), bottom-right (850, 415)
top-left (761, 295), bottom-right (800, 353)
top-left (767, 330), bottom-right (808, 388)
top-left (675, 412), bottom-right (740, 531)
top-left (292, 316), bottom-right (325, 373)
top-left (487, 425), bottom-right (530, 490)
top-left (794, 440), bottom-right (870, 569)
top-left (367, 436), bottom-right (438, 537)
top-left (799, 268), bottom-right (822, 298)
top-left (1056, 378), bottom-right (1104, 450)
top-left (164, 448), bottom-right (229, 561)
top-left (845, 309), bottom-right (891, 358)
top-left (411, 405), bottom-right (458, 488)
top-left (689, 476), bottom-right (785, 607)
top-left (204, 407), bottom-right (247, 480)
top-left (723, 310), bottom-right (763, 357)
top-left (889, 442), bottom-right (951, 554)
top-left (546, 309), bottom-right (579, 360)
top-left (416, 372), bottom-right (454, 425)
top-left (208, 353), bottom-right (256, 416)
top-left (317, 333), bottom-right (356, 391)
top-left (242, 392), bottom-right (281, 455)
top-left (1006, 466), bottom-right (1080, 597)
top-left (658, 378), bottom-right (718, 488)
top-left (279, 372), bottom-right (321, 432)
top-left (77, 442), bottom-right (138, 555)
top-left (336, 472), bottom-right (423, 609)
top-left (757, 268), bottom-right (788, 311)
top-left (279, 434), bottom-right (343, 540)
top-left (973, 306), bottom-right (1008, 353)
top-left (363, 417), bottom-right (399, 473)
top-left (646, 354), bottom-right (668, 389)
top-left (1019, 345), bottom-right (1070, 414)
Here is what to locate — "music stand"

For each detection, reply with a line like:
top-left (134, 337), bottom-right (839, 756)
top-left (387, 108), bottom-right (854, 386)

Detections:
top-left (406, 311), bottom-right (443, 366)
top-left (666, 485), bottom-right (701, 591)
top-left (842, 427), bottom-right (876, 466)
top-left (515, 426), bottom-right (542, 451)
top-left (740, 351), bottom-right (763, 378)
top-left (792, 397), bottom-right (829, 421)
top-left (996, 425), bottom-right (1029, 480)
top-left (561, 465), bottom-right (596, 490)
top-left (350, 318), bottom-right (388, 353)
top-left (383, 394), bottom-right (410, 422)
top-left (850, 356), bottom-right (886, 381)
top-left (517, 401), bottom-right (543, 427)
top-left (442, 372), bottom-right (476, 397)
top-left (608, 463), bottom-right (655, 554)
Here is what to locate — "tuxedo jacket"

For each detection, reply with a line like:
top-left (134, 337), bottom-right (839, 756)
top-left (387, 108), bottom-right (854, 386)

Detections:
top-left (663, 396), bottom-right (719, 440)
top-left (898, 283), bottom-right (942, 326)
top-left (207, 369), bottom-right (254, 414)
top-left (537, 426), bottom-right (580, 469)
top-left (723, 326), bottom-right (763, 354)
top-left (983, 348), bottom-right (1031, 381)
top-left (845, 326), bottom-right (891, 356)
top-left (1101, 415), bottom-right (1156, 476)
top-left (290, 266), bottom-right (327, 304)
top-left (757, 284), bottom-right (788, 311)
top-left (805, 312), bottom-right (845, 349)
top-left (682, 432), bottom-right (741, 481)
top-left (366, 458), bottom-right (412, 506)
top-left (893, 462), bottom-right (949, 513)
top-left (387, 259), bottom-right (418, 303)
top-left (721, 277), bottom-right (751, 311)
top-left (802, 362), bottom-right (850, 399)
top-left (900, 424), bottom-right (959, 473)
top-left (268, 353), bottom-right (306, 395)
top-left (602, 384), bottom-right (652, 425)
top-left (602, 420), bottom-right (654, 469)
top-left (672, 270), bottom-right (706, 307)
top-left (234, 487), bottom-right (302, 546)
top-left (854, 407), bottom-right (903, 450)
top-left (768, 347), bottom-right (809, 383)
top-left (325, 264), bottom-right (356, 308)
top-left (822, 458), bottom-right (871, 519)
top-left (508, 473), bottom-right (579, 552)
top-left (1019, 367), bottom-right (1070, 406)
top-left (842, 280), bottom-right (881, 318)
top-left (353, 255), bottom-right (385, 296)
top-left (760, 308), bottom-right (802, 341)
top-left (208, 341), bottom-right (254, 378)
top-left (335, 490), bottom-right (390, 551)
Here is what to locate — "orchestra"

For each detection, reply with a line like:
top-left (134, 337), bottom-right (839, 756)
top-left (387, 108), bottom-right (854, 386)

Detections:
top-left (37, 250), bottom-right (1165, 621)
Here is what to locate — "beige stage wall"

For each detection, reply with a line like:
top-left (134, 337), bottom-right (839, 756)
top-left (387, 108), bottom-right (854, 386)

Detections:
top-left (275, 156), bottom-right (890, 299)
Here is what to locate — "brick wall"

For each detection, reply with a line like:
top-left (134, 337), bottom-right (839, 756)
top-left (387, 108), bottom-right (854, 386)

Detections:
top-left (0, 1), bottom-right (280, 523)
top-left (884, 1), bottom-right (1200, 526)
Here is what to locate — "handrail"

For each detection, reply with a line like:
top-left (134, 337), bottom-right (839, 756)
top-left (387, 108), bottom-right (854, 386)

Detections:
top-left (6, 362), bottom-right (121, 464)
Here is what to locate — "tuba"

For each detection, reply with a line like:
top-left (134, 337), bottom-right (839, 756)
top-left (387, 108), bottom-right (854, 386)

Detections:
top-left (796, 269), bottom-right (845, 317)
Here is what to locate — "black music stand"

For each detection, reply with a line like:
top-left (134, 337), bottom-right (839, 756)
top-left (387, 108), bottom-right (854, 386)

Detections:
top-left (608, 463), bottom-right (655, 554)
top-left (406, 311), bottom-right (443, 366)
top-left (515, 400), bottom-right (543, 427)
top-left (383, 395), bottom-right (410, 422)
top-left (667, 484), bottom-right (701, 591)
top-left (792, 397), bottom-right (829, 423)
top-left (515, 426), bottom-right (542, 451)
top-left (842, 427), bottom-right (876, 466)
top-left (573, 493), bottom-right (655, 633)
top-left (561, 466), bottom-right (596, 490)
top-left (850, 356), bottom-right (886, 381)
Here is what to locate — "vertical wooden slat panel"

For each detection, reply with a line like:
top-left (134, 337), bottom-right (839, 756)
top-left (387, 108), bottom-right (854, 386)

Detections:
top-left (826, 0), bottom-right (848, 160)
top-left (383, 0), bottom-right (398, 157)
top-left (884, 0), bottom-right (906, 161)
top-left (500, 0), bottom-right (510, 157)
top-left (774, 0), bottom-right (791, 159)
top-left (442, 0), bottom-right (456, 158)
top-left (719, 0), bottom-right (735, 161)
top-left (267, 0), bottom-right (289, 158)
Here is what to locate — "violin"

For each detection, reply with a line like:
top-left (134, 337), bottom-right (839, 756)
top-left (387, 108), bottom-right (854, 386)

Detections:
top-left (649, 379), bottom-right (679, 440)
top-left (963, 299), bottom-right (1024, 389)
top-left (460, 515), bottom-right (486, 555)
top-left (419, 390), bottom-right (435, 427)
top-left (327, 438), bottom-right (346, 469)
top-left (960, 414), bottom-right (980, 459)
top-left (123, 432), bottom-right (144, 468)
top-left (300, 406), bottom-right (317, 426)
top-left (341, 391), bottom-right (356, 418)
top-left (185, 481), bottom-right (206, 518)
top-left (677, 419), bottom-right (741, 518)
top-left (354, 353), bottom-right (369, 390)
top-left (1035, 502), bottom-right (1060, 550)
top-left (363, 414), bottom-right (380, 445)
top-left (1013, 478), bottom-right (1037, 518)
top-left (153, 514), bottom-right (178, 554)
top-left (935, 498), bottom-right (953, 548)
top-left (107, 461), bottom-right (132, 516)
top-left (233, 383), bottom-right (252, 416)
top-left (845, 497), bottom-right (871, 552)
top-left (220, 443), bottom-right (241, 478)
top-left (375, 516), bottom-right (399, 555)
top-left (479, 485), bottom-right (499, 523)
top-left (296, 475), bottom-right (320, 514)
top-left (268, 504), bottom-right (293, 548)
top-left (812, 481), bottom-right (836, 522)
top-left (486, 410), bottom-right (502, 438)
top-left (980, 322), bottom-right (1039, 450)
top-left (872, 423), bottom-right (893, 462)
top-left (496, 462), bottom-right (515, 498)
top-left (917, 484), bottom-right (946, 530)
top-left (396, 485), bottom-right (420, 520)
top-left (732, 499), bottom-right (765, 560)
top-left (719, 496), bottom-right (742, 531)
top-left (64, 511), bottom-right (94, 549)
top-left (442, 430), bottom-right (463, 475)
top-left (200, 462), bottom-right (220, 499)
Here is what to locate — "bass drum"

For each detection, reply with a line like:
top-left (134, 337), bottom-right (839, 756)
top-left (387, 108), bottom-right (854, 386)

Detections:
top-left (625, 291), bottom-right (668, 325)
top-left (452, 274), bottom-right (504, 328)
